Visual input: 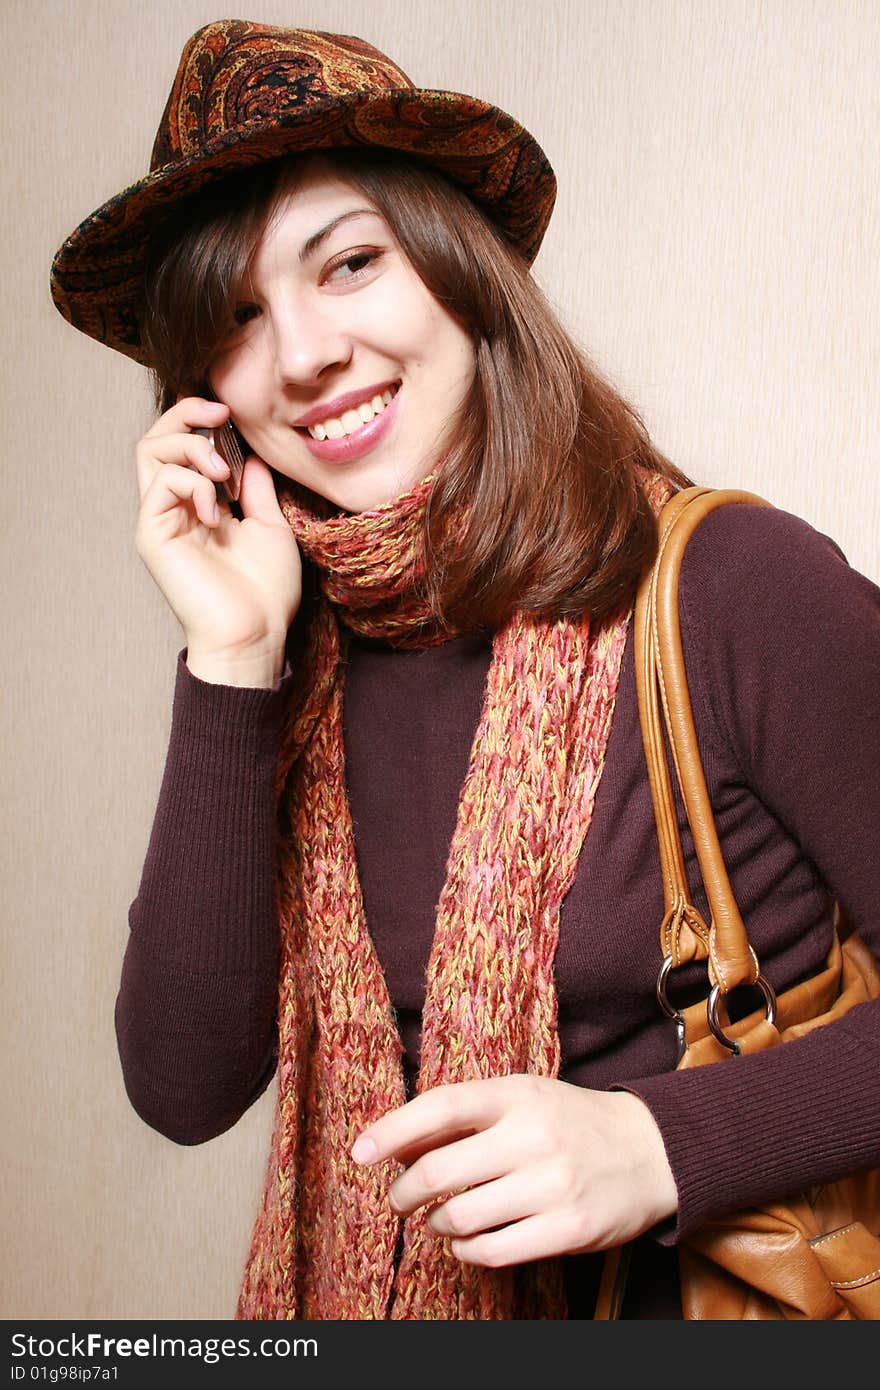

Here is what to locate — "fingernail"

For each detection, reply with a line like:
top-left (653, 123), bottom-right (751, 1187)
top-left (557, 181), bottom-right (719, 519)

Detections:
top-left (210, 450), bottom-right (229, 474)
top-left (351, 1135), bottom-right (378, 1164)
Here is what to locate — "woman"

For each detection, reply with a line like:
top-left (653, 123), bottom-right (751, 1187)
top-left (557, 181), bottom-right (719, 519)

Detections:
top-left (50, 21), bottom-right (880, 1320)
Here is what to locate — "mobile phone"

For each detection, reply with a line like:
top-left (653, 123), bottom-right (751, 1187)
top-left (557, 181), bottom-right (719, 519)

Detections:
top-left (210, 418), bottom-right (248, 503)
top-left (193, 400), bottom-right (248, 503)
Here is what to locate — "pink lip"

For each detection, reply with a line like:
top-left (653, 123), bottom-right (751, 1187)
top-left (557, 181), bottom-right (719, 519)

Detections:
top-left (292, 380), bottom-right (399, 428)
top-left (298, 386), bottom-right (401, 465)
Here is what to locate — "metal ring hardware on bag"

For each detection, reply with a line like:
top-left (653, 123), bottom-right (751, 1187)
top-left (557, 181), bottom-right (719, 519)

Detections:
top-left (707, 975), bottom-right (778, 1054)
top-left (655, 956), bottom-right (687, 1064)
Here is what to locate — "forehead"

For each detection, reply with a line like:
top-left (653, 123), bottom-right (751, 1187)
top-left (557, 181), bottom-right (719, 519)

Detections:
top-left (254, 162), bottom-right (385, 261)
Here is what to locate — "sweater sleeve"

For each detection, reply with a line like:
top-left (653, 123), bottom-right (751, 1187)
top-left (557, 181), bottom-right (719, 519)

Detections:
top-left (621, 503), bottom-right (880, 1242)
top-left (115, 652), bottom-right (293, 1144)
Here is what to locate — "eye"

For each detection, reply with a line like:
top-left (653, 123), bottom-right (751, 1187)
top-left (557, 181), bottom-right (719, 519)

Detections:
top-left (232, 302), bottom-right (260, 326)
top-left (324, 248), bottom-right (383, 284)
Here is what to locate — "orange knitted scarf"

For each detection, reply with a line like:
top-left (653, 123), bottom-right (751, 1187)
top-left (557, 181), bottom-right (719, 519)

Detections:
top-left (236, 470), bottom-right (670, 1320)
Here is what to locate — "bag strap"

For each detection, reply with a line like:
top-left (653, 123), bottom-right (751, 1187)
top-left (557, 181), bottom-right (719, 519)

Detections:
top-left (595, 485), bottom-right (778, 1320)
top-left (633, 486), bottom-right (775, 1000)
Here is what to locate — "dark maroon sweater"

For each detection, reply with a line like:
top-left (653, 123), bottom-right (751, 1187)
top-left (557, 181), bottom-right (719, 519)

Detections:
top-left (116, 503), bottom-right (880, 1319)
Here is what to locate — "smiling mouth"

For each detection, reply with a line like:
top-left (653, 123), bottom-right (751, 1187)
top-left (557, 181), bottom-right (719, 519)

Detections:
top-left (297, 383), bottom-right (400, 441)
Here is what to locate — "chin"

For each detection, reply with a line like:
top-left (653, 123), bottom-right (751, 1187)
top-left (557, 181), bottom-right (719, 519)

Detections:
top-left (310, 464), bottom-right (430, 516)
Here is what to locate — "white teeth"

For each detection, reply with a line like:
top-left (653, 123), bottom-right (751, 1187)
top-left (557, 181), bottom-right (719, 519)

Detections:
top-left (306, 386), bottom-right (397, 440)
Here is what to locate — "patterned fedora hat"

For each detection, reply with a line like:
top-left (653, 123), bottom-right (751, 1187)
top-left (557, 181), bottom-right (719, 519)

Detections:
top-left (50, 19), bottom-right (556, 366)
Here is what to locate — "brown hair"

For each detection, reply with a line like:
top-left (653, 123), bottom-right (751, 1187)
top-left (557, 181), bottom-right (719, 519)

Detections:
top-left (143, 150), bottom-right (691, 629)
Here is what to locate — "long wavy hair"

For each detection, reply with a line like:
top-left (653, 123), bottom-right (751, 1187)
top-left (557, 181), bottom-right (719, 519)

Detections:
top-left (143, 149), bottom-right (690, 630)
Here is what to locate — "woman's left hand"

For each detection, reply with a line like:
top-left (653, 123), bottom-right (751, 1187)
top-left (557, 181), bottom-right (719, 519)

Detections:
top-left (351, 1075), bottom-right (678, 1267)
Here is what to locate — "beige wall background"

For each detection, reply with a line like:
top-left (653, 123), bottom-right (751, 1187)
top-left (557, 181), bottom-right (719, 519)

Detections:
top-left (3, 0), bottom-right (878, 1319)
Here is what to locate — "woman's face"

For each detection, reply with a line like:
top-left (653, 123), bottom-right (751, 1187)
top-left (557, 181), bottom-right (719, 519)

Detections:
top-left (208, 162), bottom-right (477, 513)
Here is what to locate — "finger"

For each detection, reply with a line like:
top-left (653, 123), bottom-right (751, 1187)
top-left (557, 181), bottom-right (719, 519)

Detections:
top-left (145, 395), bottom-right (229, 439)
top-left (426, 1168), bottom-right (541, 1239)
top-left (449, 1211), bottom-right (580, 1269)
top-left (388, 1127), bottom-right (509, 1216)
top-left (353, 1078), bottom-right (524, 1167)
top-left (139, 461), bottom-right (221, 531)
top-left (136, 430), bottom-right (229, 499)
top-left (237, 456), bottom-right (285, 524)
top-left (364, 1121), bottom-right (481, 1172)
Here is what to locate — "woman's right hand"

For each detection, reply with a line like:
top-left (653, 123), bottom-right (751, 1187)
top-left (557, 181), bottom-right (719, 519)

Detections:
top-left (135, 396), bottom-right (302, 687)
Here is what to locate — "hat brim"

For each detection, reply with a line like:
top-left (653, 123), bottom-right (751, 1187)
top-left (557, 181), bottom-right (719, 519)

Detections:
top-left (50, 87), bottom-right (556, 365)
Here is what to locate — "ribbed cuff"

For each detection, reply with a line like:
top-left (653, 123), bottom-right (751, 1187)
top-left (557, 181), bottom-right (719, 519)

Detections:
top-left (175, 647), bottom-right (291, 744)
top-left (618, 1001), bottom-right (880, 1244)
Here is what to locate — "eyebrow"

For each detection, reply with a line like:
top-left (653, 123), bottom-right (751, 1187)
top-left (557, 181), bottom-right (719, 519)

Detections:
top-left (299, 208), bottom-right (383, 262)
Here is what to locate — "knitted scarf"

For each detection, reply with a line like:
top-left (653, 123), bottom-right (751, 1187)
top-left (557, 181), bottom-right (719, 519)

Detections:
top-left (236, 469), bottom-right (671, 1320)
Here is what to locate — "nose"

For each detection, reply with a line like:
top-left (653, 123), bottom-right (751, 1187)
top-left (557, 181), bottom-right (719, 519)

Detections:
top-left (269, 292), bottom-right (353, 386)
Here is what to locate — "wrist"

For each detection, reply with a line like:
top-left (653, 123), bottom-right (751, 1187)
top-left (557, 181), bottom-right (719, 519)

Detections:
top-left (617, 1092), bottom-right (679, 1227)
top-left (185, 640), bottom-right (286, 689)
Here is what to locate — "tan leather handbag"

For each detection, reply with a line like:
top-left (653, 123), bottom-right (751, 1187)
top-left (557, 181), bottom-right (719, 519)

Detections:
top-left (597, 486), bottom-right (880, 1319)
